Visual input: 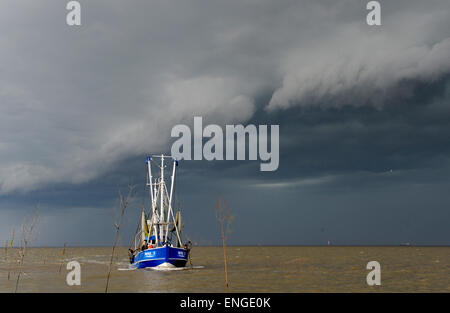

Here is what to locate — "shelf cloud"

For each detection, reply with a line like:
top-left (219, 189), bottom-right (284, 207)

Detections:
top-left (1, 0), bottom-right (449, 194)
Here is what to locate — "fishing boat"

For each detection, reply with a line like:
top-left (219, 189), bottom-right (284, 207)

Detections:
top-left (128, 154), bottom-right (191, 269)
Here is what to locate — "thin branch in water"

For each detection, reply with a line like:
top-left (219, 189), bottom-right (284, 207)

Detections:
top-left (15, 206), bottom-right (39, 293)
top-left (42, 246), bottom-right (47, 265)
top-left (6, 229), bottom-right (15, 280)
top-left (105, 184), bottom-right (134, 293)
top-left (4, 240), bottom-right (8, 280)
top-left (58, 243), bottom-right (67, 273)
top-left (216, 195), bottom-right (234, 289)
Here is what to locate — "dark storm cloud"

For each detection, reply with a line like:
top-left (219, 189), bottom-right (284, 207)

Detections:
top-left (0, 1), bottom-right (450, 245)
top-left (256, 76), bottom-right (450, 181)
top-left (1, 0), bottom-right (449, 193)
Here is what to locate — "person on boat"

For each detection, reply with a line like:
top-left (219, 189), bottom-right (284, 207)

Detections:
top-left (147, 238), bottom-right (155, 249)
top-left (141, 240), bottom-right (148, 251)
top-left (128, 248), bottom-right (135, 264)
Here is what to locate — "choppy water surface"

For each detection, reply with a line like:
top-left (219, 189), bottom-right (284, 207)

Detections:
top-left (0, 246), bottom-right (448, 292)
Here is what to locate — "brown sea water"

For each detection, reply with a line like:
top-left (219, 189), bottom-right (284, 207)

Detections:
top-left (0, 246), bottom-right (448, 292)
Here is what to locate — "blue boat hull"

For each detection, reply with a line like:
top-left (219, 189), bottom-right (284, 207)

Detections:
top-left (131, 246), bottom-right (189, 269)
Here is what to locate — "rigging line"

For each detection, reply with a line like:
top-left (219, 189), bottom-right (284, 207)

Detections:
top-left (173, 166), bottom-right (184, 243)
top-left (128, 212), bottom-right (142, 251)
top-left (164, 182), bottom-right (182, 246)
top-left (129, 160), bottom-right (148, 250)
top-left (143, 166), bottom-right (147, 213)
top-left (175, 176), bottom-right (181, 218)
top-left (150, 158), bottom-right (161, 169)
top-left (175, 166), bottom-right (182, 217)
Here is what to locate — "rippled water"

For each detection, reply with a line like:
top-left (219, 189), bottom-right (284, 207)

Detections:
top-left (0, 246), bottom-right (448, 292)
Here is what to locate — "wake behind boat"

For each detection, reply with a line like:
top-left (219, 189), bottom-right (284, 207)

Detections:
top-left (128, 154), bottom-right (191, 269)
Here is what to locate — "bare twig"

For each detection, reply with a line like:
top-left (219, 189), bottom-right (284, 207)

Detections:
top-left (6, 229), bottom-right (15, 280)
top-left (105, 184), bottom-right (134, 293)
top-left (15, 206), bottom-right (39, 293)
top-left (58, 243), bottom-right (67, 273)
top-left (216, 195), bottom-right (234, 289)
top-left (42, 246), bottom-right (47, 265)
top-left (4, 240), bottom-right (8, 280)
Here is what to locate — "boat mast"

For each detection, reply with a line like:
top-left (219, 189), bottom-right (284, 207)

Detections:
top-left (146, 156), bottom-right (159, 246)
top-left (160, 154), bottom-right (165, 243)
top-left (165, 158), bottom-right (178, 241)
top-left (146, 156), bottom-right (154, 211)
top-left (168, 158), bottom-right (176, 224)
top-left (145, 154), bottom-right (182, 248)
